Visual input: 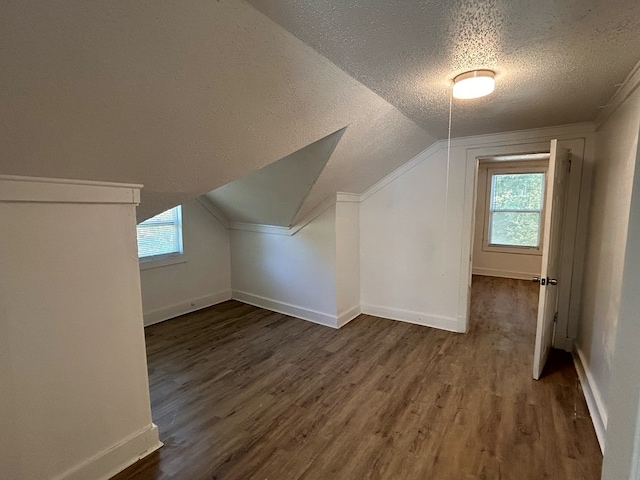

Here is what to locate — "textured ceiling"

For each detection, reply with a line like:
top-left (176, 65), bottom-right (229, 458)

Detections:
top-left (1, 0), bottom-right (638, 222)
top-left (0, 0), bottom-right (434, 220)
top-left (248, 0), bottom-right (640, 138)
top-left (206, 129), bottom-right (343, 226)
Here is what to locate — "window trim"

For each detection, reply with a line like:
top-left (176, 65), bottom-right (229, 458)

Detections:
top-left (139, 253), bottom-right (186, 270)
top-left (137, 205), bottom-right (184, 266)
top-left (482, 166), bottom-right (548, 256)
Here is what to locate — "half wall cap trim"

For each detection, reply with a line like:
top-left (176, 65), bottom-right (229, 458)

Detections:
top-left (0, 175), bottom-right (142, 204)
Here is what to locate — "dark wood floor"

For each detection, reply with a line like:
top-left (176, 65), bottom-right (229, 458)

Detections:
top-left (112, 276), bottom-right (602, 480)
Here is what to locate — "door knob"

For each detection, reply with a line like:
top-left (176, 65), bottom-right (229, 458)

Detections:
top-left (533, 277), bottom-right (540, 283)
top-left (533, 277), bottom-right (547, 285)
top-left (548, 278), bottom-right (558, 285)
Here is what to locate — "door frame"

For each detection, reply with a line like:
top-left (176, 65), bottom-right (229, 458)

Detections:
top-left (459, 136), bottom-right (589, 350)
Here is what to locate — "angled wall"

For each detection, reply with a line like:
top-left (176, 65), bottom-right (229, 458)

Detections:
top-left (206, 130), bottom-right (343, 227)
top-left (0, 0), bottom-right (435, 221)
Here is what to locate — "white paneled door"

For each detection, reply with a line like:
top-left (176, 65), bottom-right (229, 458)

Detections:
top-left (533, 139), bottom-right (571, 380)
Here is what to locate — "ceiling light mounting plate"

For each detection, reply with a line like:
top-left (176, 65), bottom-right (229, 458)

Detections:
top-left (452, 69), bottom-right (495, 99)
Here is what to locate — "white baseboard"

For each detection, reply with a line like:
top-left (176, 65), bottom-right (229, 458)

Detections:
top-left (361, 304), bottom-right (461, 333)
top-left (232, 290), bottom-right (339, 328)
top-left (456, 315), bottom-right (469, 333)
top-left (54, 423), bottom-right (162, 480)
top-left (573, 347), bottom-right (607, 453)
top-left (472, 267), bottom-right (537, 281)
top-left (337, 305), bottom-right (361, 328)
top-left (143, 290), bottom-right (232, 326)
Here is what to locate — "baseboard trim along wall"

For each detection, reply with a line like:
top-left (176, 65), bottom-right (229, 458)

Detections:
top-left (143, 290), bottom-right (232, 326)
top-left (232, 290), bottom-right (340, 328)
top-left (472, 268), bottom-right (538, 281)
top-left (361, 304), bottom-right (461, 333)
top-left (337, 305), bottom-right (361, 328)
top-left (573, 348), bottom-right (607, 453)
top-left (54, 424), bottom-right (161, 480)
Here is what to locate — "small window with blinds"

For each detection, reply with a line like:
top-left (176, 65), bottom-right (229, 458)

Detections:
top-left (137, 206), bottom-right (183, 260)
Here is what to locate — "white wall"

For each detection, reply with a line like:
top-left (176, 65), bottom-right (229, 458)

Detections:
top-left (360, 143), bottom-right (464, 332)
top-left (140, 199), bottom-right (231, 326)
top-left (336, 198), bottom-right (361, 325)
top-left (231, 205), bottom-right (339, 327)
top-left (0, 176), bottom-right (160, 480)
top-left (576, 83), bottom-right (640, 448)
top-left (360, 124), bottom-right (593, 335)
top-left (601, 110), bottom-right (640, 479)
top-left (472, 162), bottom-right (545, 280)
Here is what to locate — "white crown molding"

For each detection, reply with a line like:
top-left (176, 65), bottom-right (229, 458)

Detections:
top-left (360, 122), bottom-right (595, 204)
top-left (360, 142), bottom-right (443, 202)
top-left (336, 192), bottom-right (361, 203)
top-left (195, 196), bottom-right (230, 228)
top-left (449, 122), bottom-right (595, 148)
top-left (0, 175), bottom-right (142, 204)
top-left (229, 194), bottom-right (339, 236)
top-left (595, 59), bottom-right (640, 129)
top-left (207, 121), bottom-right (597, 234)
top-left (288, 194), bottom-right (337, 233)
top-left (229, 222), bottom-right (294, 236)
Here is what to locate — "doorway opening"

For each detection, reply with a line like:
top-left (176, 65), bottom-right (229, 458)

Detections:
top-left (468, 141), bottom-right (573, 379)
top-left (470, 152), bottom-right (550, 377)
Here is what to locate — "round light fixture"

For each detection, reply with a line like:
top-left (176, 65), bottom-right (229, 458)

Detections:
top-left (452, 70), bottom-right (495, 99)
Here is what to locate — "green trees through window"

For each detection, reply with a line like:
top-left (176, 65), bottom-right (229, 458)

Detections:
top-left (489, 173), bottom-right (545, 247)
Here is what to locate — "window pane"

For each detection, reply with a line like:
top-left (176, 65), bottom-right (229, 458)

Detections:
top-left (490, 212), bottom-right (541, 247)
top-left (492, 173), bottom-right (545, 210)
top-left (137, 206), bottom-right (182, 258)
top-left (138, 206), bottom-right (179, 226)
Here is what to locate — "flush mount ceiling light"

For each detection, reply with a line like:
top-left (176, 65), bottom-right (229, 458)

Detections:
top-left (452, 70), bottom-right (496, 99)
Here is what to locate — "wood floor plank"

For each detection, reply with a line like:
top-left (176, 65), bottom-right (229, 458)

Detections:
top-left (111, 276), bottom-right (602, 480)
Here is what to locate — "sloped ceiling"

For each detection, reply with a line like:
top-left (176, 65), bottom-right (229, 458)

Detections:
top-left (205, 129), bottom-right (343, 227)
top-left (0, 0), bottom-right (638, 221)
top-left (248, 0), bottom-right (640, 138)
top-left (0, 0), bottom-right (434, 221)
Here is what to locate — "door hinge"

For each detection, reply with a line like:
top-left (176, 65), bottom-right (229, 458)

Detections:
top-left (568, 151), bottom-right (573, 172)
top-left (553, 312), bottom-right (558, 323)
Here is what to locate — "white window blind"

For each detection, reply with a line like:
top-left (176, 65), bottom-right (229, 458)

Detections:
top-left (137, 206), bottom-right (183, 259)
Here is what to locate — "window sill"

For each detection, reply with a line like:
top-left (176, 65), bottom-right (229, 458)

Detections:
top-left (139, 253), bottom-right (187, 271)
top-left (482, 245), bottom-right (542, 256)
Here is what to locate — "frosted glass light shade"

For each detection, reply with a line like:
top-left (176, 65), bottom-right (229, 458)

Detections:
top-left (452, 70), bottom-right (495, 99)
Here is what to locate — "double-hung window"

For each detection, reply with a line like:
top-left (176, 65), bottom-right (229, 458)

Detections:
top-left (484, 169), bottom-right (546, 254)
top-left (137, 206), bottom-right (183, 261)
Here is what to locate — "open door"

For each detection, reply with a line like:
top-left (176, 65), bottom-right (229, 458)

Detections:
top-left (532, 139), bottom-right (570, 380)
